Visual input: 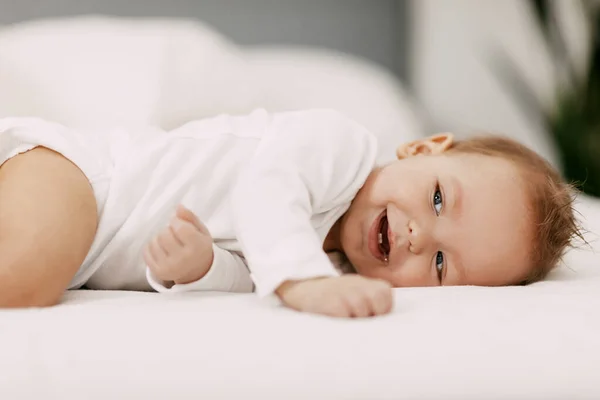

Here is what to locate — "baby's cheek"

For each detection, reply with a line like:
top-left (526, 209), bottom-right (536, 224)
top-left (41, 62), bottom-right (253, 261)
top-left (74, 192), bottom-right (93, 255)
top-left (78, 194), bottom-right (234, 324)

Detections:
top-left (388, 258), bottom-right (434, 288)
top-left (377, 183), bottom-right (393, 200)
top-left (369, 175), bottom-right (396, 204)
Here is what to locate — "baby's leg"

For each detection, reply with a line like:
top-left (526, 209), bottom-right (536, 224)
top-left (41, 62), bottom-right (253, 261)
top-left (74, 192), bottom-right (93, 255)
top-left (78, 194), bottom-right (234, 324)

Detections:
top-left (0, 147), bottom-right (98, 307)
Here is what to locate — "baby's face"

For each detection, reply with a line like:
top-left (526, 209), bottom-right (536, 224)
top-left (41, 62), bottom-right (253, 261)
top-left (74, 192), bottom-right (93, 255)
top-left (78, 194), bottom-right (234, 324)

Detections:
top-left (340, 151), bottom-right (533, 287)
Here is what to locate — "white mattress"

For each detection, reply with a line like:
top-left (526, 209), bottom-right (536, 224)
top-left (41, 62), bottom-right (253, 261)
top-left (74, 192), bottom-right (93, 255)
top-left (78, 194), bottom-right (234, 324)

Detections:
top-left (1, 198), bottom-right (599, 400)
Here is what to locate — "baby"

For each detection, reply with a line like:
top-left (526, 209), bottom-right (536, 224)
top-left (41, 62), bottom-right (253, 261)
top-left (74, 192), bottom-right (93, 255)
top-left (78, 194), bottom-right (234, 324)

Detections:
top-left (139, 109), bottom-right (580, 318)
top-left (0, 109), bottom-right (580, 317)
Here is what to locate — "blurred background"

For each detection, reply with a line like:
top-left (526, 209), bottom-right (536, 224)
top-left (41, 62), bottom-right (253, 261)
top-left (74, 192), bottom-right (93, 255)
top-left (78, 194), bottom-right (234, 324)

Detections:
top-left (0, 0), bottom-right (597, 197)
top-left (0, 0), bottom-right (411, 78)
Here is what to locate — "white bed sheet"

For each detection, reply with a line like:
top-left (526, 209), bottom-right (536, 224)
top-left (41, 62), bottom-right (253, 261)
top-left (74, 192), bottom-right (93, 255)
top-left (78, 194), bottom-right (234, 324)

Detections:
top-left (1, 196), bottom-right (599, 400)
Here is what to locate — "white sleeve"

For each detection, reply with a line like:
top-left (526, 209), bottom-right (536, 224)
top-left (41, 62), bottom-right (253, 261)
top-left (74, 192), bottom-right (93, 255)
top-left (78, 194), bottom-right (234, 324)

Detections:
top-left (230, 109), bottom-right (378, 297)
top-left (146, 244), bottom-right (254, 293)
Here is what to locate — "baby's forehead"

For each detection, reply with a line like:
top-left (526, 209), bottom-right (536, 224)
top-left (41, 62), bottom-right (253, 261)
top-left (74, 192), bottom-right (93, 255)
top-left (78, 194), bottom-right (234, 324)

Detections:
top-left (446, 153), bottom-right (525, 183)
top-left (457, 200), bottom-right (533, 285)
top-left (447, 151), bottom-right (516, 166)
top-left (459, 155), bottom-right (529, 208)
top-left (452, 159), bottom-right (533, 284)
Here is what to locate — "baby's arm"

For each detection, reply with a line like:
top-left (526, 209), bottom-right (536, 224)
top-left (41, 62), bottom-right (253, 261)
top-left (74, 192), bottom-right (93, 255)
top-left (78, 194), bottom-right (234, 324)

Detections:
top-left (231, 109), bottom-right (393, 318)
top-left (144, 205), bottom-right (253, 293)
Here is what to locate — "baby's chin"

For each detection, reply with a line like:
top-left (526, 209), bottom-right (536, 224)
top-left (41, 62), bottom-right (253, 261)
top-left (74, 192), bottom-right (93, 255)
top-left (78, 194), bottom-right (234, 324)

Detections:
top-left (348, 258), bottom-right (386, 279)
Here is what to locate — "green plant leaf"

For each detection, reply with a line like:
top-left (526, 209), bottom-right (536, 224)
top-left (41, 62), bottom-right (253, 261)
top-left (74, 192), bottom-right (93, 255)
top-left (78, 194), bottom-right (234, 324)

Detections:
top-left (488, 1), bottom-right (600, 197)
top-left (529, 0), bottom-right (580, 89)
top-left (584, 10), bottom-right (600, 122)
top-left (529, 0), bottom-right (551, 40)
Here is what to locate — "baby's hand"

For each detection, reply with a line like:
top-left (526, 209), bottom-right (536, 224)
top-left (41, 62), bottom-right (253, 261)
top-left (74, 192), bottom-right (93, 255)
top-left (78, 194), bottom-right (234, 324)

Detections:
top-left (276, 275), bottom-right (393, 318)
top-left (144, 205), bottom-right (214, 285)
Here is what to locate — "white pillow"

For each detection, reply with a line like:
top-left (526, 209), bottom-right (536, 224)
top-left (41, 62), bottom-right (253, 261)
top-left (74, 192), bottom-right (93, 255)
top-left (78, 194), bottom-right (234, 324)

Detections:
top-left (0, 17), bottom-right (170, 127)
top-left (0, 16), bottom-right (424, 165)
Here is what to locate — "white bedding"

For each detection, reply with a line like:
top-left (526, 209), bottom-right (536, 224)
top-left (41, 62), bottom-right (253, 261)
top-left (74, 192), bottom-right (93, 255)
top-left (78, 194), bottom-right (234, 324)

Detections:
top-left (1, 197), bottom-right (598, 400)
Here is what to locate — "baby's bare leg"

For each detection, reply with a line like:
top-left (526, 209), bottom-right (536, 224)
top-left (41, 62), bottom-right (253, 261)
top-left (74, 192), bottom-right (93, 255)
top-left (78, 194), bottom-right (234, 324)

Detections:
top-left (0, 147), bottom-right (98, 307)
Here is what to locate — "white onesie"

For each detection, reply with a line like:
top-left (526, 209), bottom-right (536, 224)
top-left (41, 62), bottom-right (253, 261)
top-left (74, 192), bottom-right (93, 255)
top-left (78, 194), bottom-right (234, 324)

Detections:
top-left (0, 109), bottom-right (378, 297)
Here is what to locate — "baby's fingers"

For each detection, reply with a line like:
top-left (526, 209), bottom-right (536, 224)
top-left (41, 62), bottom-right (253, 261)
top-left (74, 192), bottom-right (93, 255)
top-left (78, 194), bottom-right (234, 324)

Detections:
top-left (157, 228), bottom-right (182, 255)
top-left (170, 218), bottom-right (201, 246)
top-left (369, 281), bottom-right (394, 316)
top-left (344, 292), bottom-right (373, 318)
top-left (147, 238), bottom-right (166, 262)
top-left (144, 244), bottom-right (168, 281)
top-left (176, 205), bottom-right (210, 236)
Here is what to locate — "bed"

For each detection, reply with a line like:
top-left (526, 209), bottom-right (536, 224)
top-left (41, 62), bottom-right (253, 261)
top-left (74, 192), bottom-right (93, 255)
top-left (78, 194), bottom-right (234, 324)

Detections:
top-left (2, 206), bottom-right (599, 399)
top-left (0, 17), bottom-right (598, 400)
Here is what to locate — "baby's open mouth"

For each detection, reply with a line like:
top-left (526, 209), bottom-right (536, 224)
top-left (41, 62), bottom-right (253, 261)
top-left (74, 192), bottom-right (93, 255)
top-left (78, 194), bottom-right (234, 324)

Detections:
top-left (378, 212), bottom-right (390, 259)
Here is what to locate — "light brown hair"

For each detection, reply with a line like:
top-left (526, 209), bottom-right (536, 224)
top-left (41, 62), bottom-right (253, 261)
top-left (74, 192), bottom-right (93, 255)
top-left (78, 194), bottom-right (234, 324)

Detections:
top-left (448, 136), bottom-right (582, 284)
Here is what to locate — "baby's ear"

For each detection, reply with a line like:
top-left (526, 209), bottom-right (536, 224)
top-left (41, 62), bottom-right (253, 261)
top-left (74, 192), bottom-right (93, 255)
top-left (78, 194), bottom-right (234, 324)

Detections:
top-left (396, 133), bottom-right (454, 159)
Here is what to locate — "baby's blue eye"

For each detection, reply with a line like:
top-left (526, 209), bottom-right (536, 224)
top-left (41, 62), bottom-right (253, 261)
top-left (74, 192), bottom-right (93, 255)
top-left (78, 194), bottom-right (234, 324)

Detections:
top-left (433, 185), bottom-right (443, 215)
top-left (436, 251), bottom-right (444, 281)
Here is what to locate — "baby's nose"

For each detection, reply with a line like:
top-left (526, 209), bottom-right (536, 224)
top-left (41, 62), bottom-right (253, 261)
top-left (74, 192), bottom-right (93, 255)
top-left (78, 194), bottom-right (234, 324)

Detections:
top-left (408, 220), bottom-right (433, 254)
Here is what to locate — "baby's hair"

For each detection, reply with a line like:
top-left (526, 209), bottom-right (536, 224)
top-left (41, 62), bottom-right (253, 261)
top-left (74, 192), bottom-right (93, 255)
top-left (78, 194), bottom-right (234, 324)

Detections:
top-left (448, 136), bottom-right (583, 284)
